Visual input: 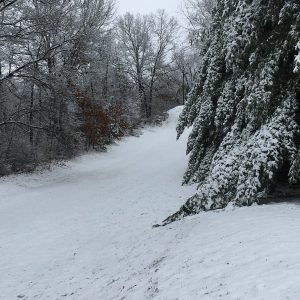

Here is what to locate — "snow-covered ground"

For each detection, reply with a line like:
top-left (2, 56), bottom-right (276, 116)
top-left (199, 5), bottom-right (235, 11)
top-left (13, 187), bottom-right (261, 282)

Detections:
top-left (1, 106), bottom-right (300, 300)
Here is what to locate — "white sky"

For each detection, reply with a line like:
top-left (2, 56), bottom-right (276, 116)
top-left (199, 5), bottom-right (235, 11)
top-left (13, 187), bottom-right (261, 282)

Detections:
top-left (117, 0), bottom-right (183, 18)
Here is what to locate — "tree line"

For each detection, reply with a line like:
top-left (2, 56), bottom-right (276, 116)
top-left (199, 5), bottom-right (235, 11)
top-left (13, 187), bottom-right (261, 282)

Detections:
top-left (0, 0), bottom-right (195, 175)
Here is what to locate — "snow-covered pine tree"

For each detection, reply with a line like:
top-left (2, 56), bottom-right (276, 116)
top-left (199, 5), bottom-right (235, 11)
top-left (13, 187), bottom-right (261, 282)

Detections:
top-left (164, 0), bottom-right (300, 225)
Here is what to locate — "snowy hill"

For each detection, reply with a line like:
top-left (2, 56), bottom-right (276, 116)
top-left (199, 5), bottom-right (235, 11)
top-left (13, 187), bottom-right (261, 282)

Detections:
top-left (1, 106), bottom-right (300, 300)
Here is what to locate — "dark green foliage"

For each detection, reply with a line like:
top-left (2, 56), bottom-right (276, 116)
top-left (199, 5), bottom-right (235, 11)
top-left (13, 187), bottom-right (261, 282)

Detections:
top-left (165, 0), bottom-right (300, 224)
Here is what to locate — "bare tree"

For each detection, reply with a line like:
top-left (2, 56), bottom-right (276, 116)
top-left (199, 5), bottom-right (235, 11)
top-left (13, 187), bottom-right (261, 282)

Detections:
top-left (117, 10), bottom-right (178, 118)
top-left (148, 10), bottom-right (178, 116)
top-left (117, 13), bottom-right (151, 117)
top-left (181, 0), bottom-right (216, 46)
top-left (172, 46), bottom-right (199, 104)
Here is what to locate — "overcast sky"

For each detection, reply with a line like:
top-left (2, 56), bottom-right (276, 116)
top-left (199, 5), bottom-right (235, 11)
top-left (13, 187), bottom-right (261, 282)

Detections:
top-left (117, 0), bottom-right (183, 18)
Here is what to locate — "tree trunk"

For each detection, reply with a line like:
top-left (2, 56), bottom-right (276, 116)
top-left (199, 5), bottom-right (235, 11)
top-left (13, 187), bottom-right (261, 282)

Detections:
top-left (29, 82), bottom-right (34, 146)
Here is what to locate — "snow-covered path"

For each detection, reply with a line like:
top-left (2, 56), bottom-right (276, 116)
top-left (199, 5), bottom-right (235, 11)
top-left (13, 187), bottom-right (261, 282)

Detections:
top-left (1, 107), bottom-right (300, 300)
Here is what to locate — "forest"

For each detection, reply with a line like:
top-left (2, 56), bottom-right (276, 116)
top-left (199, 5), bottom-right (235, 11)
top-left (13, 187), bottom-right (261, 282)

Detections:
top-left (0, 0), bottom-right (196, 175)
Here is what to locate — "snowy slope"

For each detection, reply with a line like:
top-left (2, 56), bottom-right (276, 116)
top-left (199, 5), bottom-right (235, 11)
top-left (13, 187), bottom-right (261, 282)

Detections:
top-left (1, 106), bottom-right (300, 300)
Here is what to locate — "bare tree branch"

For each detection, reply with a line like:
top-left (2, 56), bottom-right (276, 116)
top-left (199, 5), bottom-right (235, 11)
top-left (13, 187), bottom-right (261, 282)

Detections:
top-left (0, 0), bottom-right (18, 13)
top-left (0, 120), bottom-right (46, 130)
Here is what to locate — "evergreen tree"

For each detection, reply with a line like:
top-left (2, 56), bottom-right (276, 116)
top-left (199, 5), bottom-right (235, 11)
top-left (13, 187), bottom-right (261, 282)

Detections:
top-left (164, 0), bottom-right (300, 224)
